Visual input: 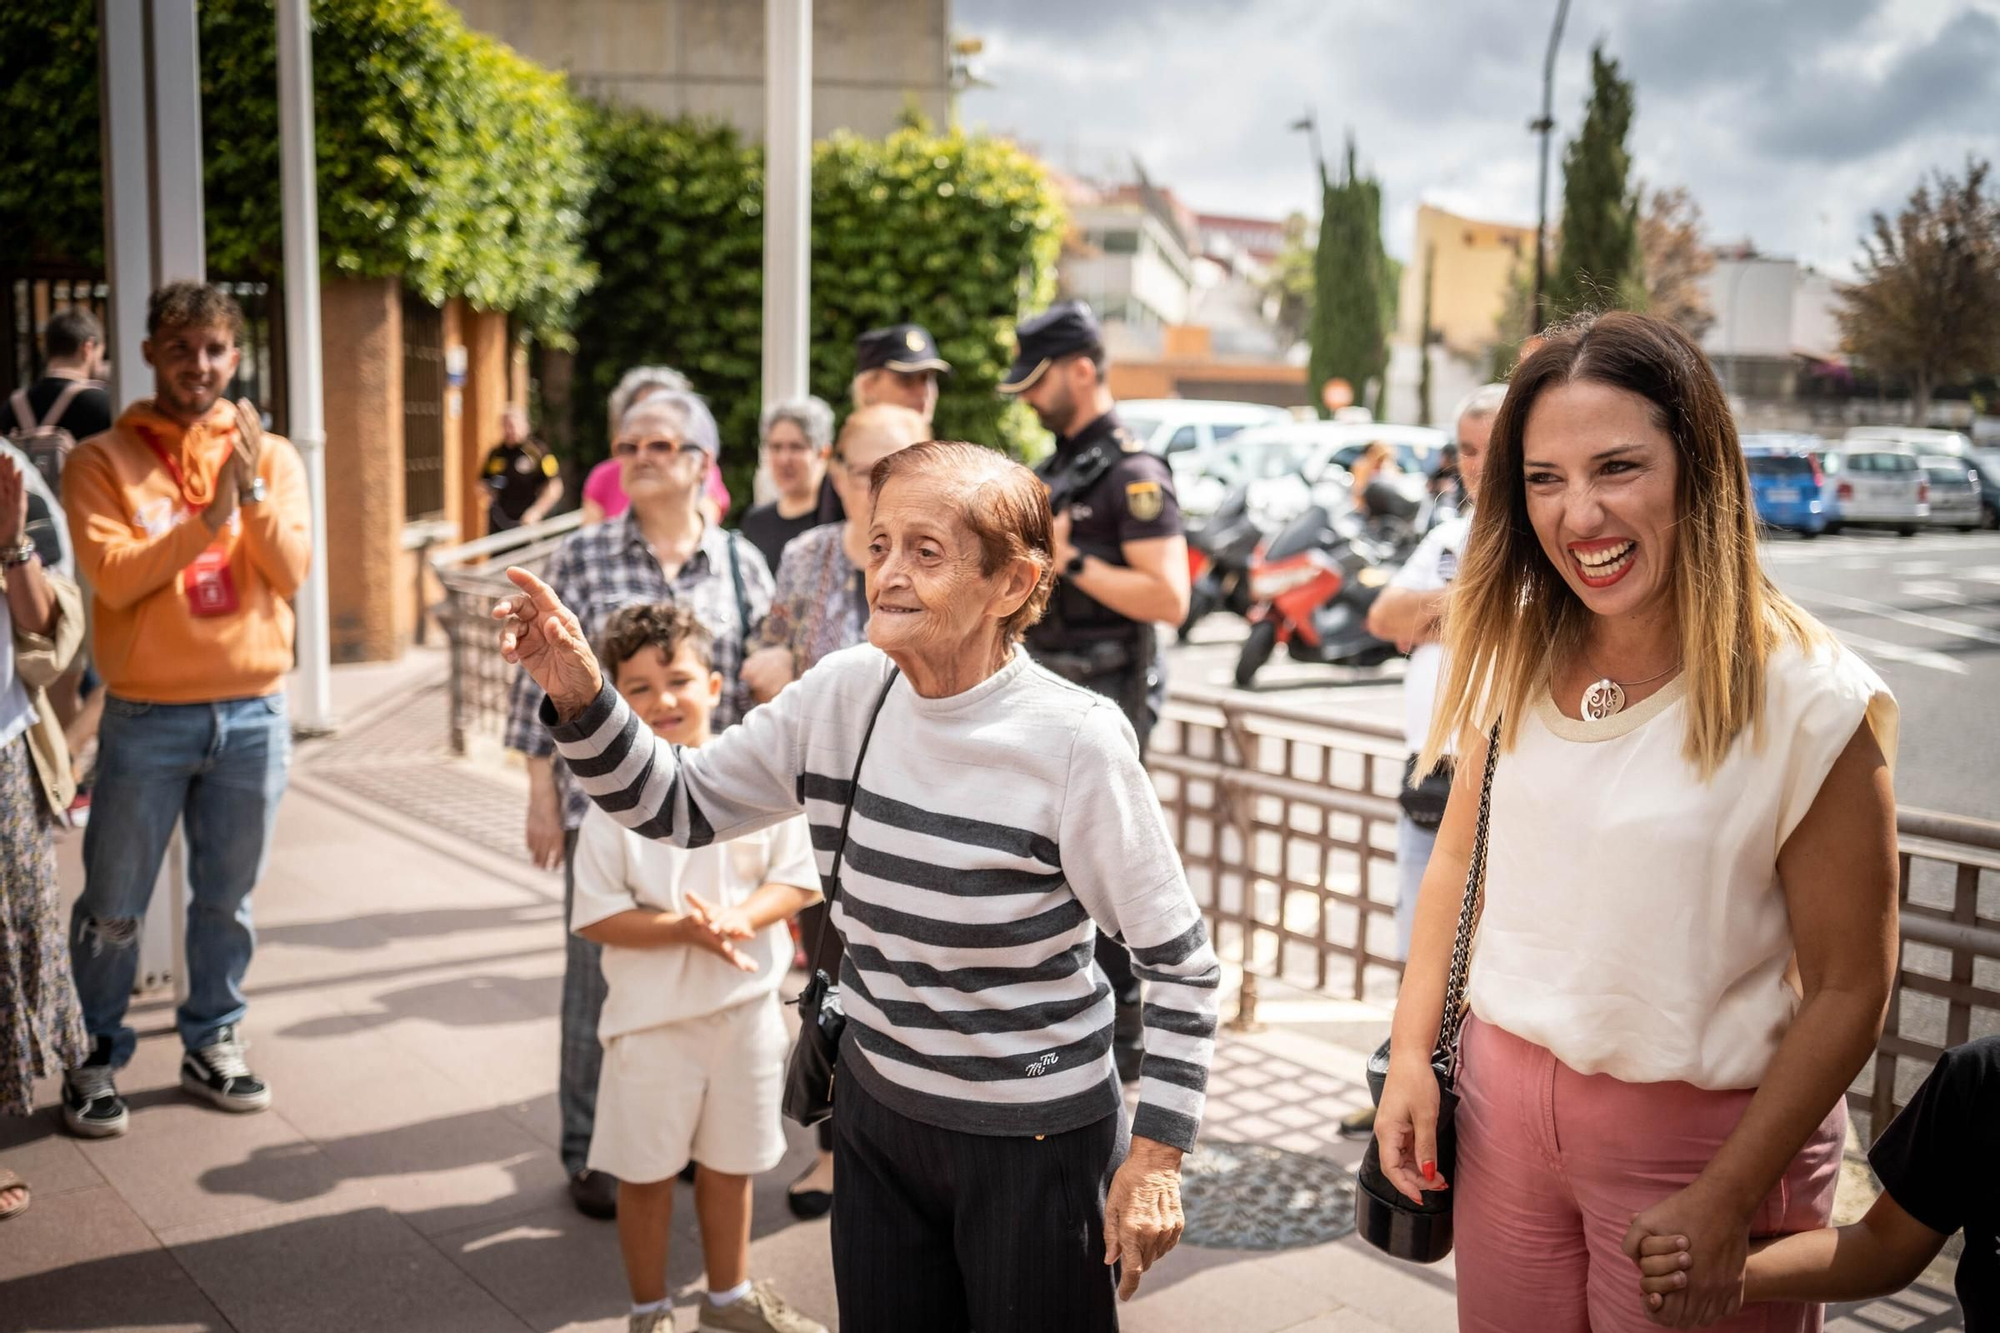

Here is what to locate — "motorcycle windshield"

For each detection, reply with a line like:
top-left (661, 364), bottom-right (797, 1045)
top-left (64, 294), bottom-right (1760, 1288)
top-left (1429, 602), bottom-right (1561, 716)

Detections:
top-left (1192, 485), bottom-right (1249, 541)
top-left (1263, 505), bottom-right (1335, 562)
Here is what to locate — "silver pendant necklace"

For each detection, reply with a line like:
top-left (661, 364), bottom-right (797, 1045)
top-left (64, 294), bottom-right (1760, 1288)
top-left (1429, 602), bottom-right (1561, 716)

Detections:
top-left (1580, 658), bottom-right (1680, 721)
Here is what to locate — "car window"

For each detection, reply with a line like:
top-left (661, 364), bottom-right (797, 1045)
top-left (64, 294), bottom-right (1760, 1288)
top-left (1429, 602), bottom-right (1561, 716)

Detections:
top-left (1164, 425), bottom-right (1199, 456)
top-left (1211, 423), bottom-right (1247, 443)
top-left (1120, 417), bottom-right (1162, 447)
top-left (1748, 456), bottom-right (1814, 478)
top-left (1924, 464), bottom-right (1971, 485)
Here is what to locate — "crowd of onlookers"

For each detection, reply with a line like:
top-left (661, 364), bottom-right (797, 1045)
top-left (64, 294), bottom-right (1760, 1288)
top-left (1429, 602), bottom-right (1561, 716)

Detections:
top-left (1, 284), bottom-right (1992, 1333)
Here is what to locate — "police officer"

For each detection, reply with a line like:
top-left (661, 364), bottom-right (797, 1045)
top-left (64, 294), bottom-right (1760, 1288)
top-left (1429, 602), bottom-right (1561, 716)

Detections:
top-left (813, 322), bottom-right (953, 527)
top-left (1000, 301), bottom-right (1191, 1083)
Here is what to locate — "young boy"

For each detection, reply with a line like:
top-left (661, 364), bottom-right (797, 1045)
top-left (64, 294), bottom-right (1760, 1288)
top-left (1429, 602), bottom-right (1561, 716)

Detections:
top-left (1633, 1036), bottom-right (1997, 1330)
top-left (570, 604), bottom-right (828, 1333)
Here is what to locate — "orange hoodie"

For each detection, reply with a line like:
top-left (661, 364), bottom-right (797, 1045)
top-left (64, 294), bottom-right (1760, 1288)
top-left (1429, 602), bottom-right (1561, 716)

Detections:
top-left (63, 401), bottom-right (311, 704)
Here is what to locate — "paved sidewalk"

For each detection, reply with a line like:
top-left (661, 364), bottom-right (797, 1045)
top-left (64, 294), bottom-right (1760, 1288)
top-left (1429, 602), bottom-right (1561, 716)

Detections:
top-left (0, 656), bottom-right (1963, 1331)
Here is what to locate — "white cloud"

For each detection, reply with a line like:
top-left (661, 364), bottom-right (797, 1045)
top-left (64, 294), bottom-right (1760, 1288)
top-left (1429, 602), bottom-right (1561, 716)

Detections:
top-left (953, 0), bottom-right (2000, 276)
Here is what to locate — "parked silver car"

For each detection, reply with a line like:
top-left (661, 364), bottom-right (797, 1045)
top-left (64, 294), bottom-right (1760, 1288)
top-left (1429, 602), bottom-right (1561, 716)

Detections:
top-left (1817, 448), bottom-right (1927, 536)
top-left (1919, 456), bottom-right (1983, 531)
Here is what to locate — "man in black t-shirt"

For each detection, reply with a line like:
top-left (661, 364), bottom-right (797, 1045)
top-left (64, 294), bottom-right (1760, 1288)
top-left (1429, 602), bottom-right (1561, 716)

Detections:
top-left (2, 307), bottom-right (114, 455)
top-left (480, 406), bottom-right (562, 532)
top-left (1636, 1036), bottom-right (1995, 1328)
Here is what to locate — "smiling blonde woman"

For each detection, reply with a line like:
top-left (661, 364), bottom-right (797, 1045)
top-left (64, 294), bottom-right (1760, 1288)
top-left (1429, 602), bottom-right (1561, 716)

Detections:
top-left (1374, 312), bottom-right (1900, 1332)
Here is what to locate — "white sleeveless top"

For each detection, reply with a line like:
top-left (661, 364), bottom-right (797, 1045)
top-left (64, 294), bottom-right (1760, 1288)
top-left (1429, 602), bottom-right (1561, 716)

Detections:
top-left (1464, 641), bottom-right (1897, 1089)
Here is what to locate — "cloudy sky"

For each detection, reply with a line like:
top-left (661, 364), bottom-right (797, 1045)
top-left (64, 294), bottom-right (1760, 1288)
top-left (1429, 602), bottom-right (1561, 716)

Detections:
top-left (953, 0), bottom-right (2000, 276)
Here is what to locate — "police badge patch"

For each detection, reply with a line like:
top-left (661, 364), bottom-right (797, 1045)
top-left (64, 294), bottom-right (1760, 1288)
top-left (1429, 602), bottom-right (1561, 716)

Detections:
top-left (1125, 480), bottom-right (1163, 522)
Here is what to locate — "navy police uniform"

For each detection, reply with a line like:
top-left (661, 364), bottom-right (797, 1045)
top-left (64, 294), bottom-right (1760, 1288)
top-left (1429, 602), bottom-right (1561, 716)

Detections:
top-left (1002, 302), bottom-right (1183, 1082)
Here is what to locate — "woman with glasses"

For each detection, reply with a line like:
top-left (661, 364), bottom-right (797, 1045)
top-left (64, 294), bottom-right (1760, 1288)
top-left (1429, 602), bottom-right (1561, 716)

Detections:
top-left (739, 405), bottom-right (927, 707)
top-left (504, 388), bottom-right (774, 1222)
top-left (738, 396), bottom-right (835, 574)
top-left (581, 366), bottom-right (734, 528)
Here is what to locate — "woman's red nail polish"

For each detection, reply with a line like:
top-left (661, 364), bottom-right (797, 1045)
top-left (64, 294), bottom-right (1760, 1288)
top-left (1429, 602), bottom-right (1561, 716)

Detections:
top-left (1420, 1160), bottom-right (1437, 1182)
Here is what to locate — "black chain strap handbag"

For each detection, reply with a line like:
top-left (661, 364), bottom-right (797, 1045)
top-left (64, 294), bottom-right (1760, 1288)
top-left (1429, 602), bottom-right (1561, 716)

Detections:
top-left (1355, 719), bottom-right (1501, 1264)
top-left (781, 665), bottom-right (899, 1128)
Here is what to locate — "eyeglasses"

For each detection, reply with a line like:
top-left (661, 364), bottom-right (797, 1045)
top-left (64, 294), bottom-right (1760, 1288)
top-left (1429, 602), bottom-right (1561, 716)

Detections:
top-left (612, 438), bottom-right (703, 459)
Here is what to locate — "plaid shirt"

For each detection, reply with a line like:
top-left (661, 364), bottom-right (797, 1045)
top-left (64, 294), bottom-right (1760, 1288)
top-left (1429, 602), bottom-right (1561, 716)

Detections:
top-left (504, 515), bottom-right (773, 828)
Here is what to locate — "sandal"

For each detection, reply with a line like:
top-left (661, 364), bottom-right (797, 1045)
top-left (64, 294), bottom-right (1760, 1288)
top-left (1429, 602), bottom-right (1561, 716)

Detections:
top-left (0, 1168), bottom-right (30, 1221)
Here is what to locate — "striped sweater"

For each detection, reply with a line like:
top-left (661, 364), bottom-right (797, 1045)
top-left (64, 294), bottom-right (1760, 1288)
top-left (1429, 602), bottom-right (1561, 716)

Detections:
top-left (544, 644), bottom-right (1220, 1151)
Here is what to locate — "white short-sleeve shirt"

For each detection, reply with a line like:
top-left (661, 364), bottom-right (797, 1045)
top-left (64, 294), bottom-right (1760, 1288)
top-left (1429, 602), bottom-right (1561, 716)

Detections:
top-left (571, 802), bottom-right (821, 1041)
top-left (1388, 516), bottom-right (1471, 752)
top-left (1464, 640), bottom-right (1897, 1089)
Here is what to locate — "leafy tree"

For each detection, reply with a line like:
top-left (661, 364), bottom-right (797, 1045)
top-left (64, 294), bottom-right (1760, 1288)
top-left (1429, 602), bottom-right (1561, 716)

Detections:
top-left (1308, 137), bottom-right (1390, 416)
top-left (1638, 184), bottom-right (1715, 339)
top-left (1838, 157), bottom-right (2000, 425)
top-left (1261, 211), bottom-right (1316, 347)
top-left (572, 111), bottom-right (1064, 507)
top-left (1547, 44), bottom-right (1644, 321)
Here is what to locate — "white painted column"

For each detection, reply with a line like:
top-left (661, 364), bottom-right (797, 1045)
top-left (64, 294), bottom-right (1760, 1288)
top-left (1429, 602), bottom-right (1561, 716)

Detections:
top-left (97, 0), bottom-right (152, 412)
top-left (277, 0), bottom-right (333, 733)
top-left (761, 0), bottom-right (812, 410)
top-left (147, 0), bottom-right (206, 283)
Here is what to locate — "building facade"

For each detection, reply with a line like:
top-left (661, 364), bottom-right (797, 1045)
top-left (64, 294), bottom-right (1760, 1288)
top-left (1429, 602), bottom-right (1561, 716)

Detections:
top-left (451, 0), bottom-right (951, 140)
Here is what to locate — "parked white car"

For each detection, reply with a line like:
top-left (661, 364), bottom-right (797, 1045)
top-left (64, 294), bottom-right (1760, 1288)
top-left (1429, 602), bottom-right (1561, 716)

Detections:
top-left (1844, 426), bottom-right (1975, 459)
top-left (1178, 418), bottom-right (1447, 522)
top-left (1114, 399), bottom-right (1292, 482)
top-left (1817, 447), bottom-right (1928, 535)
top-left (1919, 456), bottom-right (1983, 530)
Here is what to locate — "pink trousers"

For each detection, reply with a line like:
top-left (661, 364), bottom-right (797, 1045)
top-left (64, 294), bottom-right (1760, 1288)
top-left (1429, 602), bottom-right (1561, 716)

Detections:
top-left (1452, 1016), bottom-right (1846, 1333)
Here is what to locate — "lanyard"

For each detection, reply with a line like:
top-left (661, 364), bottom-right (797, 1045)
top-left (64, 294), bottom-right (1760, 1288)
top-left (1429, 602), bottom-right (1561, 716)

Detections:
top-left (137, 419), bottom-right (227, 510)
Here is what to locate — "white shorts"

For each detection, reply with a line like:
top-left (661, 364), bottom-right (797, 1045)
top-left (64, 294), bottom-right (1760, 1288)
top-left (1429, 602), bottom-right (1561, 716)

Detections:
top-left (588, 994), bottom-right (790, 1184)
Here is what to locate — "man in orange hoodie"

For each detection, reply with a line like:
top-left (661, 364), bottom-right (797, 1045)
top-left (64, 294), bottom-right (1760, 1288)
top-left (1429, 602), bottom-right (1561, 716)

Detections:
top-left (58, 281), bottom-right (310, 1140)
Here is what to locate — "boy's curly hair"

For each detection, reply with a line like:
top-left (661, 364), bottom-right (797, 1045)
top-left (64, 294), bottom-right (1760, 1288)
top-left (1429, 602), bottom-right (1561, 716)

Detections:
top-left (599, 602), bottom-right (714, 676)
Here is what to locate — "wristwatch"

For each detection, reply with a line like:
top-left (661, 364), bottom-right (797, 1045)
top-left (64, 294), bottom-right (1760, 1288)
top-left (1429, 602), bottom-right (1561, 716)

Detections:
top-left (0, 539), bottom-right (38, 568)
top-left (239, 476), bottom-right (268, 506)
top-left (1064, 551), bottom-right (1087, 578)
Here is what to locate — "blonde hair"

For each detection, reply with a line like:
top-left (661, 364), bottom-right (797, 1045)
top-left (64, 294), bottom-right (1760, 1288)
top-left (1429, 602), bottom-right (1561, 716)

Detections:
top-left (1419, 311), bottom-right (1829, 779)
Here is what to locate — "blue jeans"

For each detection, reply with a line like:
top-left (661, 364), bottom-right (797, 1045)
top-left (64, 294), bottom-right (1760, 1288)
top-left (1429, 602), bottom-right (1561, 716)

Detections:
top-left (558, 827), bottom-right (608, 1174)
top-left (70, 694), bottom-right (291, 1068)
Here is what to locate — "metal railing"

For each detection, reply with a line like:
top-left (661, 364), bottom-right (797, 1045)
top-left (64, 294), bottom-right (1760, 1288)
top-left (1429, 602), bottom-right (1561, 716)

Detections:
top-left (1150, 689), bottom-right (2000, 1140)
top-left (427, 557), bottom-right (1999, 1137)
top-left (428, 510), bottom-right (582, 753)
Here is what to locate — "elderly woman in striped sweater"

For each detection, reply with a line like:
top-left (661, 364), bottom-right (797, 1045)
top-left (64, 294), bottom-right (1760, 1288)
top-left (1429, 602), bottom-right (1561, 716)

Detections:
top-left (497, 440), bottom-right (1218, 1333)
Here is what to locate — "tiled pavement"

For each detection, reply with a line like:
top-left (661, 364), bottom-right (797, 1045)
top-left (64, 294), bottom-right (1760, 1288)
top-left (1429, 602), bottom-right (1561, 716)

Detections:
top-left (0, 651), bottom-right (1963, 1331)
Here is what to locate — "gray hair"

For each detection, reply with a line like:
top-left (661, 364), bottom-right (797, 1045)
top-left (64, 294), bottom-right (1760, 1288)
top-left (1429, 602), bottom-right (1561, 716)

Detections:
top-left (1453, 382), bottom-right (1510, 429)
top-left (759, 395), bottom-right (834, 449)
top-left (618, 388), bottom-right (720, 457)
top-left (607, 365), bottom-right (692, 441)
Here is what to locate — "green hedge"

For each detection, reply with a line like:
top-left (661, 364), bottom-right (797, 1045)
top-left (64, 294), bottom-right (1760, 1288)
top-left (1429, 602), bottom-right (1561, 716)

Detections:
top-left (1, 0), bottom-right (596, 339)
top-left (1, 4), bottom-right (1063, 495)
top-left (572, 113), bottom-right (1064, 507)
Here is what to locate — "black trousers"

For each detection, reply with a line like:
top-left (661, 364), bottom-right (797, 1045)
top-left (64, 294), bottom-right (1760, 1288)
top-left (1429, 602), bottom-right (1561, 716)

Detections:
top-left (830, 1066), bottom-right (1126, 1333)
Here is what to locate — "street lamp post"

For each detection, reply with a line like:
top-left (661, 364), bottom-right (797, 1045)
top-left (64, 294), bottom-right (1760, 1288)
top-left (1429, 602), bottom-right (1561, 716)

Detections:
top-left (1529, 0), bottom-right (1572, 333)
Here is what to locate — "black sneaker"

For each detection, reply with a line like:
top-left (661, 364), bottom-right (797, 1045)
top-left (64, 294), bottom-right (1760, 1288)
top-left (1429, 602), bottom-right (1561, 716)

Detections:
top-left (62, 1037), bottom-right (128, 1138)
top-left (569, 1168), bottom-right (618, 1220)
top-left (180, 1025), bottom-right (272, 1113)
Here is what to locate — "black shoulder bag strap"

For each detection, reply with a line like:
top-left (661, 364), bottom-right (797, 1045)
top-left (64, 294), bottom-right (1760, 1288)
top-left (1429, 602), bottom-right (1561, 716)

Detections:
top-left (805, 664), bottom-right (900, 973)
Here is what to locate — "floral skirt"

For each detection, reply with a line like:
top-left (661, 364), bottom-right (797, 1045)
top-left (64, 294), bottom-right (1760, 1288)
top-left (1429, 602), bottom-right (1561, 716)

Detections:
top-left (0, 735), bottom-right (85, 1115)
